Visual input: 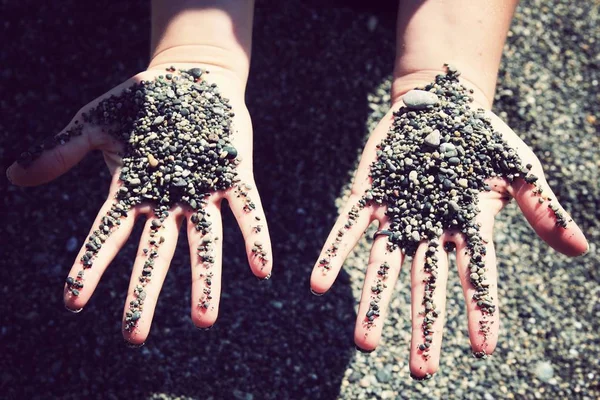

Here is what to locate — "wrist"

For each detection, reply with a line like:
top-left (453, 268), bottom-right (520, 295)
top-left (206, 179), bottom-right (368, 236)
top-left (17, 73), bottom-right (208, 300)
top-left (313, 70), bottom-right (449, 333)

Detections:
top-left (392, 0), bottom-right (517, 110)
top-left (149, 0), bottom-right (254, 90)
top-left (148, 45), bottom-right (250, 92)
top-left (391, 68), bottom-right (494, 111)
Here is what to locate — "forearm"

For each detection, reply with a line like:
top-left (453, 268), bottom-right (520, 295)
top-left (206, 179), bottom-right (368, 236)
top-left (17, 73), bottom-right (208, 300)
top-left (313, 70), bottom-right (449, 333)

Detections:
top-left (393, 0), bottom-right (519, 108)
top-left (149, 0), bottom-right (254, 88)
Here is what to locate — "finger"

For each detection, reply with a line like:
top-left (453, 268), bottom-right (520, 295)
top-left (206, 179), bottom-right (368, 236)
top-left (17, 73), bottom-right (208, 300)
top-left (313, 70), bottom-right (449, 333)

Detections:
top-left (354, 229), bottom-right (404, 352)
top-left (310, 194), bottom-right (373, 295)
top-left (63, 176), bottom-right (138, 311)
top-left (485, 111), bottom-right (588, 256)
top-left (226, 179), bottom-right (272, 279)
top-left (511, 172), bottom-right (588, 257)
top-left (6, 122), bottom-right (98, 187)
top-left (122, 208), bottom-right (184, 345)
top-left (309, 108), bottom-right (399, 295)
top-left (6, 75), bottom-right (144, 187)
top-left (409, 239), bottom-right (449, 379)
top-left (453, 215), bottom-right (500, 357)
top-left (187, 198), bottom-right (224, 329)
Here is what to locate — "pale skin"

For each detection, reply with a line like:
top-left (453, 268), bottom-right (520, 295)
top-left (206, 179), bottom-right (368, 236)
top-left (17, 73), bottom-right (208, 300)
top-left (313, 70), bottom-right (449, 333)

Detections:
top-left (310, 0), bottom-right (588, 379)
top-left (6, 0), bottom-right (272, 346)
top-left (5, 0), bottom-right (589, 378)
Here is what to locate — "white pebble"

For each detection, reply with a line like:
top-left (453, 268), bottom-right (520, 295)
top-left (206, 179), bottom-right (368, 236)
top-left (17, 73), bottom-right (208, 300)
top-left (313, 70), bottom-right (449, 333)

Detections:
top-left (402, 90), bottom-right (439, 109)
top-left (409, 170), bottom-right (418, 182)
top-left (535, 361), bottom-right (554, 382)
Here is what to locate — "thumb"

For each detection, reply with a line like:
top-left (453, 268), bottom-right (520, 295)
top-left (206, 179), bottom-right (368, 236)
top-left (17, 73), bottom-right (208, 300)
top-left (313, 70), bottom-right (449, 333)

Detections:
top-left (512, 171), bottom-right (588, 257)
top-left (6, 120), bottom-right (95, 187)
top-left (485, 111), bottom-right (589, 257)
top-left (6, 74), bottom-right (141, 187)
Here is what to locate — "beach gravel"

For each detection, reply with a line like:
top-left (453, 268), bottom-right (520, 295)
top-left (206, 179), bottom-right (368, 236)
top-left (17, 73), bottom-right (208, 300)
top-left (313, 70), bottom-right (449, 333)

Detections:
top-left (0, 0), bottom-right (598, 399)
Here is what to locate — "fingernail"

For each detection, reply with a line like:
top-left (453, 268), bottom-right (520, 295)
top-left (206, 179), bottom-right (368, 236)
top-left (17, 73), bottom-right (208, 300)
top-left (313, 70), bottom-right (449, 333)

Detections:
top-left (355, 345), bottom-right (374, 354)
top-left (65, 305), bottom-right (83, 313)
top-left (578, 242), bottom-right (590, 257)
top-left (6, 165), bottom-right (15, 184)
top-left (195, 324), bottom-right (213, 331)
top-left (410, 372), bottom-right (433, 381)
top-left (124, 340), bottom-right (145, 348)
top-left (310, 289), bottom-right (324, 297)
top-left (257, 273), bottom-right (271, 281)
top-left (472, 350), bottom-right (488, 359)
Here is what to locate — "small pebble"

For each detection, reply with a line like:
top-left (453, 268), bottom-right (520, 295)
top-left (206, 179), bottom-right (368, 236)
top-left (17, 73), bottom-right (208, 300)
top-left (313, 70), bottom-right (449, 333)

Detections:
top-left (147, 154), bottom-right (159, 167)
top-left (440, 142), bottom-right (458, 157)
top-left (376, 369), bottom-right (392, 383)
top-left (535, 361), bottom-right (554, 382)
top-left (402, 90), bottom-right (439, 109)
top-left (423, 130), bottom-right (441, 147)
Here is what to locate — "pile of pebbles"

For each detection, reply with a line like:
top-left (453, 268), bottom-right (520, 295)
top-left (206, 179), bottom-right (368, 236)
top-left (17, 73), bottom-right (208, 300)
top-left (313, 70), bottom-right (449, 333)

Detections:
top-left (21, 67), bottom-right (240, 331)
top-left (365, 262), bottom-right (391, 328)
top-left (355, 66), bottom-right (566, 358)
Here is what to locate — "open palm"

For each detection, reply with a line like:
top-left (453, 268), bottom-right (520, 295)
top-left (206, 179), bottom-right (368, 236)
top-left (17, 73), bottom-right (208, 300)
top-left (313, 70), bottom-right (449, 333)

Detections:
top-left (310, 99), bottom-right (587, 379)
top-left (7, 64), bottom-right (273, 346)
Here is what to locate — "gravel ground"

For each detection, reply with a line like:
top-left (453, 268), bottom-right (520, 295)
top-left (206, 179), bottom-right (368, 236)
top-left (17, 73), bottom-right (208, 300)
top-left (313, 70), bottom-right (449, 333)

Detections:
top-left (0, 0), bottom-right (598, 399)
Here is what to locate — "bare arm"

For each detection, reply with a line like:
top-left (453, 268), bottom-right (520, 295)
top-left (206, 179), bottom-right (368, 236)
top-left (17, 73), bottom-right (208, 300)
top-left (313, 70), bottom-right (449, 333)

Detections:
top-left (7, 0), bottom-right (273, 346)
top-left (311, 0), bottom-right (586, 381)
top-left (150, 0), bottom-right (255, 88)
top-left (393, 0), bottom-right (519, 108)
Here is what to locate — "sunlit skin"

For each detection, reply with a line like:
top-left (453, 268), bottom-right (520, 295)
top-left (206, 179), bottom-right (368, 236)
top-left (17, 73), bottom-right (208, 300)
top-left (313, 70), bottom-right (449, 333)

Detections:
top-left (5, 0), bottom-right (590, 380)
top-left (309, 0), bottom-right (587, 380)
top-left (6, 0), bottom-right (273, 346)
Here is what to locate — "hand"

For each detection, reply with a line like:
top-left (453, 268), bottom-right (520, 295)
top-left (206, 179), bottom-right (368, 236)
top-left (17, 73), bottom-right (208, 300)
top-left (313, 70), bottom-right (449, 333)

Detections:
top-left (6, 64), bottom-right (273, 346)
top-left (309, 84), bottom-right (588, 379)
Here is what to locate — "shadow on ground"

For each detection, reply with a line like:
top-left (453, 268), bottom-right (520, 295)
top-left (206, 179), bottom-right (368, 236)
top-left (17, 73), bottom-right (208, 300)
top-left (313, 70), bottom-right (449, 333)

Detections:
top-left (0, 1), bottom-right (395, 398)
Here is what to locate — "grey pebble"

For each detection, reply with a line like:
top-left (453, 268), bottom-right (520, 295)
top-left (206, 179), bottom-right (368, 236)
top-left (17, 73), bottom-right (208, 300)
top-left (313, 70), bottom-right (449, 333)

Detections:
top-left (448, 200), bottom-right (460, 212)
top-left (188, 68), bottom-right (203, 79)
top-left (535, 361), bottom-right (554, 382)
top-left (127, 178), bottom-right (141, 186)
top-left (348, 371), bottom-right (361, 383)
top-left (270, 300), bottom-right (284, 310)
top-left (440, 142), bottom-right (458, 157)
top-left (447, 157), bottom-right (460, 166)
top-left (376, 369), bottom-right (392, 383)
top-left (402, 90), bottom-right (439, 109)
top-left (232, 390), bottom-right (253, 400)
top-left (423, 129), bottom-right (441, 147)
top-left (173, 178), bottom-right (187, 187)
